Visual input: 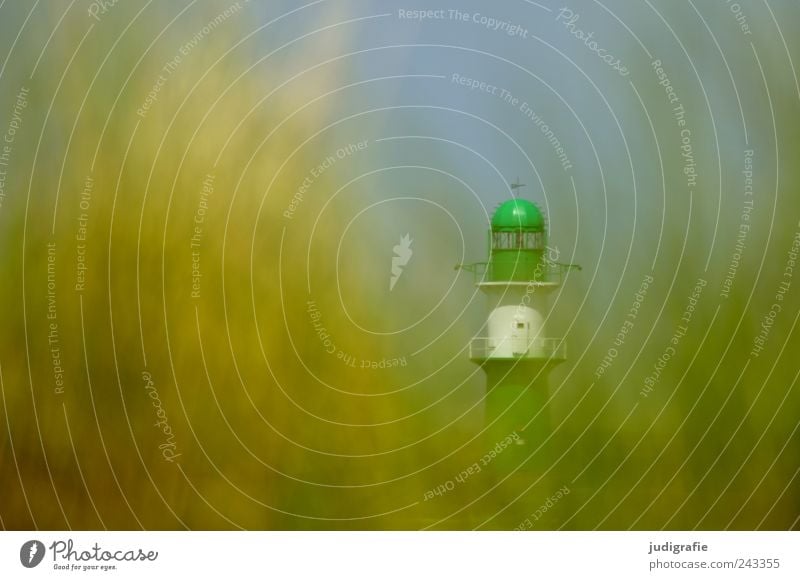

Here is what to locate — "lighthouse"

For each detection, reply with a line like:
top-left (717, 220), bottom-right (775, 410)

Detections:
top-left (459, 188), bottom-right (579, 472)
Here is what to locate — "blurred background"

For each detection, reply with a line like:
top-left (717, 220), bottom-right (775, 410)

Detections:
top-left (0, 0), bottom-right (798, 530)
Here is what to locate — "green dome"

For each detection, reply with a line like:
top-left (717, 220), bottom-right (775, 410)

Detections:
top-left (491, 198), bottom-right (544, 231)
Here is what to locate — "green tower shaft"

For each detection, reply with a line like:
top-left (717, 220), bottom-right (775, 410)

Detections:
top-left (483, 361), bottom-right (554, 474)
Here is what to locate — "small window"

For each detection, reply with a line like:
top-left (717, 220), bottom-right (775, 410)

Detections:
top-left (492, 230), bottom-right (544, 250)
top-left (516, 322), bottom-right (525, 329)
